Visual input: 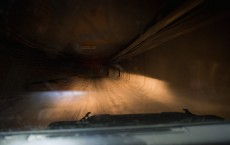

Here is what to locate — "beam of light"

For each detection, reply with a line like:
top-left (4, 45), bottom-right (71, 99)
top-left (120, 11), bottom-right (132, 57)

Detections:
top-left (34, 72), bottom-right (182, 123)
top-left (5, 72), bottom-right (229, 130)
top-left (10, 73), bottom-right (178, 127)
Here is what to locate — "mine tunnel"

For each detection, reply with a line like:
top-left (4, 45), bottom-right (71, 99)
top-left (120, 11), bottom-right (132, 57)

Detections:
top-left (0, 0), bottom-right (230, 130)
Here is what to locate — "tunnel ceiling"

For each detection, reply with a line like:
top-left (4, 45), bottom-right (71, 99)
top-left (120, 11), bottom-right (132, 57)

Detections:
top-left (0, 0), bottom-right (185, 62)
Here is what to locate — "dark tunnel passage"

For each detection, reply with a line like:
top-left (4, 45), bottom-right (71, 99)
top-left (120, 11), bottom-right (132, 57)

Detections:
top-left (0, 0), bottom-right (230, 131)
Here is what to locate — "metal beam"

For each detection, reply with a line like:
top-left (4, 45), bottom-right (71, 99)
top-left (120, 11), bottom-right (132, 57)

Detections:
top-left (111, 0), bottom-right (204, 62)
